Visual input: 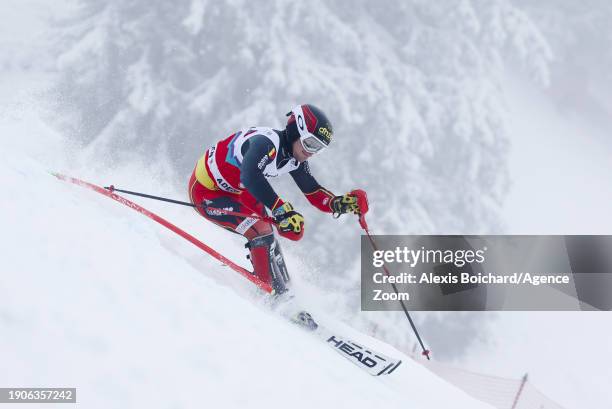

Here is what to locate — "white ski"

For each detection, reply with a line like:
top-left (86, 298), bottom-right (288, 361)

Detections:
top-left (288, 309), bottom-right (402, 376)
top-left (314, 324), bottom-right (402, 376)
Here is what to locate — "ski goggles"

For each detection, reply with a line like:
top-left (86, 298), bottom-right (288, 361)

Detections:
top-left (291, 105), bottom-right (330, 154)
top-left (300, 134), bottom-right (327, 154)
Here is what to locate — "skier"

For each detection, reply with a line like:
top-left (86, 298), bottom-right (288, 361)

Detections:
top-left (188, 104), bottom-right (367, 296)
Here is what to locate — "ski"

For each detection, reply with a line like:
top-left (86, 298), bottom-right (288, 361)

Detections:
top-left (290, 311), bottom-right (402, 376)
top-left (315, 324), bottom-right (402, 376)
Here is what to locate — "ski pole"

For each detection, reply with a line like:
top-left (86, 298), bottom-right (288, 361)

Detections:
top-left (104, 185), bottom-right (276, 224)
top-left (355, 193), bottom-right (431, 360)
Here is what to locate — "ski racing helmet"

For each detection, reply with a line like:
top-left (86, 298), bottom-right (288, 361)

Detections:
top-left (285, 104), bottom-right (333, 154)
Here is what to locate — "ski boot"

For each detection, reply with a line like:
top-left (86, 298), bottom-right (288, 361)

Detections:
top-left (246, 233), bottom-right (290, 296)
top-left (291, 311), bottom-right (319, 331)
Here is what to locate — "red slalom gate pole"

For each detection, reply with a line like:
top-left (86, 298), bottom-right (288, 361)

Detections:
top-left (355, 191), bottom-right (431, 360)
top-left (53, 173), bottom-right (273, 293)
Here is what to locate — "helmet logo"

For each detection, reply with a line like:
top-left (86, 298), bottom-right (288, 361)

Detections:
top-left (297, 115), bottom-right (304, 131)
top-left (318, 126), bottom-right (332, 141)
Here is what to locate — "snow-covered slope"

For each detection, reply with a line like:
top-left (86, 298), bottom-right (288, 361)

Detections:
top-left (0, 110), bottom-right (492, 409)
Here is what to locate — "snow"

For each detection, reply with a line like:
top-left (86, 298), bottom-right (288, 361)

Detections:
top-left (0, 78), bottom-right (492, 409)
top-left (461, 312), bottom-right (612, 409)
top-left (2, 1), bottom-right (611, 407)
top-left (183, 0), bottom-right (206, 35)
